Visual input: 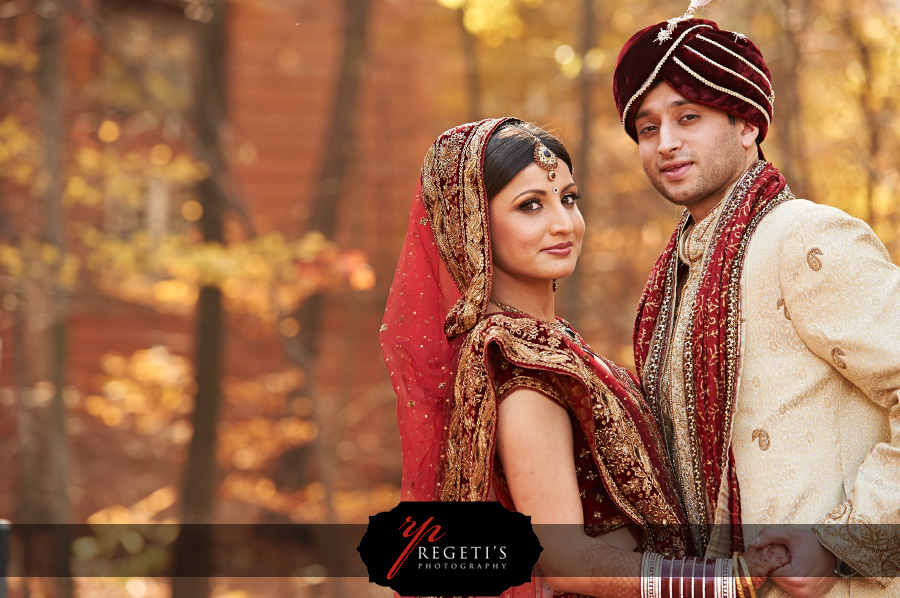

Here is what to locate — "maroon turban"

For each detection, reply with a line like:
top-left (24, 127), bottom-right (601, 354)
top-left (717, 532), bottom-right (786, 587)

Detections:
top-left (613, 18), bottom-right (774, 145)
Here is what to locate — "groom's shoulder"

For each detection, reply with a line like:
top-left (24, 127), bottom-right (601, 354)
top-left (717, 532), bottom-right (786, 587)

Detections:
top-left (762, 197), bottom-right (864, 230)
top-left (744, 199), bottom-right (846, 280)
top-left (751, 198), bottom-right (870, 252)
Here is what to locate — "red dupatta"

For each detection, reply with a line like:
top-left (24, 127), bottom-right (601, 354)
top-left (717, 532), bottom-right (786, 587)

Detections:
top-left (381, 119), bottom-right (513, 503)
top-left (634, 161), bottom-right (794, 554)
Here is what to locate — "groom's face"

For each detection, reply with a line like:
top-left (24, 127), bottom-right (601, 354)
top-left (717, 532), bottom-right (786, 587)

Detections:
top-left (632, 82), bottom-right (757, 217)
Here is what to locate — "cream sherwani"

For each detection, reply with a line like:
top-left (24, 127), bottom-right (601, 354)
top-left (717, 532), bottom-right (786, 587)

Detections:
top-left (714, 199), bottom-right (900, 596)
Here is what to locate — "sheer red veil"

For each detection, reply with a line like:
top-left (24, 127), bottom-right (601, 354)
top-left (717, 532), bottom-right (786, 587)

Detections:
top-left (381, 118), bottom-right (513, 501)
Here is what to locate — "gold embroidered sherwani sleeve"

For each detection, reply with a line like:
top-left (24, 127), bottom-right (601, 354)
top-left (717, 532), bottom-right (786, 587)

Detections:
top-left (777, 205), bottom-right (900, 586)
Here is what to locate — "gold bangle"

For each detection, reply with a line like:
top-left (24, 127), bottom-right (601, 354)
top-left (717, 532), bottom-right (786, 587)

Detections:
top-left (736, 553), bottom-right (756, 598)
top-left (732, 554), bottom-right (746, 598)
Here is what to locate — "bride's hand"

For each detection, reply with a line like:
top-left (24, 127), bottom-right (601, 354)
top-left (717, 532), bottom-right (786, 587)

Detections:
top-left (743, 543), bottom-right (790, 589)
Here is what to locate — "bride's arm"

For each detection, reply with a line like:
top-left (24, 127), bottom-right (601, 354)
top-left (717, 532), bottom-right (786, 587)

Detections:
top-left (497, 388), bottom-right (642, 597)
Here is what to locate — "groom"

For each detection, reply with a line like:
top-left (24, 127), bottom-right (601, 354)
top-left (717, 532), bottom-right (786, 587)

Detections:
top-left (613, 14), bottom-right (900, 598)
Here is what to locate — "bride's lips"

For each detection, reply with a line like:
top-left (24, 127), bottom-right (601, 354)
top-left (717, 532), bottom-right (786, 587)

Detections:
top-left (660, 161), bottom-right (692, 180)
top-left (541, 241), bottom-right (573, 256)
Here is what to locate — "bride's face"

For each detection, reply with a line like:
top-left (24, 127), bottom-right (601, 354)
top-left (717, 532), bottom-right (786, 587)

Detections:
top-left (488, 162), bottom-right (584, 288)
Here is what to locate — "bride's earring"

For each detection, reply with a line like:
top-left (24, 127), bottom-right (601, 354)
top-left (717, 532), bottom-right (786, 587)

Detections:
top-left (552, 280), bottom-right (558, 292)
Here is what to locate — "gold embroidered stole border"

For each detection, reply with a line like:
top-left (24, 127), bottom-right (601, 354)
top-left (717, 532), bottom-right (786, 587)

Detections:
top-left (497, 375), bottom-right (567, 408)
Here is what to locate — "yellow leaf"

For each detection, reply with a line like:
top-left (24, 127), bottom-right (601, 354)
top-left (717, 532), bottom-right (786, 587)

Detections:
top-left (78, 148), bottom-right (101, 173)
top-left (101, 405), bottom-right (123, 426)
top-left (349, 263), bottom-right (376, 290)
top-left (59, 254), bottom-right (81, 287)
top-left (98, 120), bottom-right (120, 143)
top-left (0, 245), bottom-right (24, 276)
top-left (13, 162), bottom-right (33, 185)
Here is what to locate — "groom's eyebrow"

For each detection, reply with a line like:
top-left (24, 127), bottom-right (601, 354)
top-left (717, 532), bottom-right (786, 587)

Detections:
top-left (635, 98), bottom-right (697, 120)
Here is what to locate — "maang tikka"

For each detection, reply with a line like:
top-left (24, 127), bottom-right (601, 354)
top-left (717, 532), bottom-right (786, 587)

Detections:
top-left (532, 136), bottom-right (558, 181)
top-left (531, 135), bottom-right (564, 194)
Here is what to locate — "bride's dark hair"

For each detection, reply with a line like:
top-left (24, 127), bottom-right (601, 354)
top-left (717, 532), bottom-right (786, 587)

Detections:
top-left (483, 121), bottom-right (573, 200)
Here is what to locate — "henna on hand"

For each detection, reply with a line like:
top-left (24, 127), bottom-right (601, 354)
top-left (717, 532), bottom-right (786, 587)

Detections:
top-left (743, 543), bottom-right (791, 588)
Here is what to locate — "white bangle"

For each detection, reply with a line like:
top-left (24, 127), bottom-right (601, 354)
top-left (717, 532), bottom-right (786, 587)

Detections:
top-left (641, 552), bottom-right (653, 598)
top-left (725, 559), bottom-right (736, 598)
top-left (714, 558), bottom-right (725, 598)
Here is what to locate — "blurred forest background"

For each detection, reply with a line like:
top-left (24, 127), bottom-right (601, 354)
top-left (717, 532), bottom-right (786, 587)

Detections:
top-left (0, 0), bottom-right (898, 596)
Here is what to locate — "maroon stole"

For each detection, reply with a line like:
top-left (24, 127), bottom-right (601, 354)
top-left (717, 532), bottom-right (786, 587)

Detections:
top-left (633, 161), bottom-right (794, 553)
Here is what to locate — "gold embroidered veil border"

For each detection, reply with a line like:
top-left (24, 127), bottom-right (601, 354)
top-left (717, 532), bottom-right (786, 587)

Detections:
top-left (381, 118), bottom-right (514, 504)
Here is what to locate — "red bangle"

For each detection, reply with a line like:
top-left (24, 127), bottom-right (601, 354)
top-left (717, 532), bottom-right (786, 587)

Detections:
top-left (705, 560), bottom-right (717, 598)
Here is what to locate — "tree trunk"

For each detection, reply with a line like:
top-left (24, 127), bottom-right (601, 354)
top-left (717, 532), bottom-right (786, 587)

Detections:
top-left (563, 0), bottom-right (596, 322)
top-left (769, 0), bottom-right (810, 198)
top-left (4, 15), bottom-right (34, 596)
top-left (6, 11), bottom-right (32, 598)
top-left (12, 286), bottom-right (34, 598)
top-left (458, 7), bottom-right (481, 121)
top-left (171, 2), bottom-right (227, 596)
top-left (36, 0), bottom-right (72, 594)
top-left (291, 0), bottom-right (373, 480)
top-left (841, 8), bottom-right (882, 227)
top-left (295, 0), bottom-right (372, 365)
top-left (288, 3), bottom-right (372, 597)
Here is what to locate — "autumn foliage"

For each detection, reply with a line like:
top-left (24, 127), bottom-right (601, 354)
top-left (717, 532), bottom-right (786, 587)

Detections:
top-left (0, 0), bottom-right (898, 597)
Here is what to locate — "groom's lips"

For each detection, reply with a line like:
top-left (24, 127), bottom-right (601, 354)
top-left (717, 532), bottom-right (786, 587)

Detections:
top-left (660, 161), bottom-right (692, 180)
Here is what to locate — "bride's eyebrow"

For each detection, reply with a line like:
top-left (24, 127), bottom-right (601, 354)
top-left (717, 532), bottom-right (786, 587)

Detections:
top-left (513, 189), bottom-right (547, 200)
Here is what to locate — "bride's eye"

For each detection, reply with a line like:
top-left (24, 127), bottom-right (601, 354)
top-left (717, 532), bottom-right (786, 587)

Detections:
top-left (518, 199), bottom-right (542, 212)
top-left (561, 193), bottom-right (581, 205)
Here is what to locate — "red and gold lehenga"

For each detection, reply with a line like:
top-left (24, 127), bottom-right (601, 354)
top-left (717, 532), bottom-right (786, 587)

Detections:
top-left (381, 119), bottom-right (691, 597)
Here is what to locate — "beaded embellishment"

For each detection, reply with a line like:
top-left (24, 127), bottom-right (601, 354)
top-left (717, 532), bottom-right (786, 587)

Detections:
top-left (533, 139), bottom-right (558, 181)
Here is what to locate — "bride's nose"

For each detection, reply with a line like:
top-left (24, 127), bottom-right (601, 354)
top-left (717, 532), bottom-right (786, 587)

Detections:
top-left (548, 202), bottom-right (575, 235)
